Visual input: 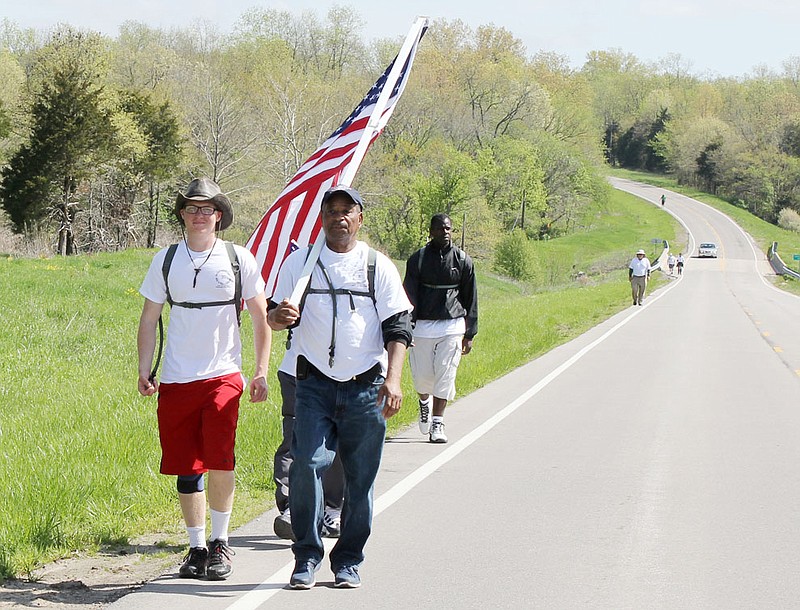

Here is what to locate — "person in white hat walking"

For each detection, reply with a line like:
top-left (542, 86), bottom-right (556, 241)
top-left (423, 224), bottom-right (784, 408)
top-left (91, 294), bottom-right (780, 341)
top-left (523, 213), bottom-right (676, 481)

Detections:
top-left (628, 249), bottom-right (651, 306)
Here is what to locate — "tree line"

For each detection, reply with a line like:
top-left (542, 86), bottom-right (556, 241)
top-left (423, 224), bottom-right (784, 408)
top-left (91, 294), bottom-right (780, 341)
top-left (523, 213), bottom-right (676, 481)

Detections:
top-left (1, 8), bottom-right (800, 270)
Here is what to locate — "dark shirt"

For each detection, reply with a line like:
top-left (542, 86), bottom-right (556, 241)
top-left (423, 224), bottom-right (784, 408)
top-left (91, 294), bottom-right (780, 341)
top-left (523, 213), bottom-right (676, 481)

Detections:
top-left (403, 244), bottom-right (478, 339)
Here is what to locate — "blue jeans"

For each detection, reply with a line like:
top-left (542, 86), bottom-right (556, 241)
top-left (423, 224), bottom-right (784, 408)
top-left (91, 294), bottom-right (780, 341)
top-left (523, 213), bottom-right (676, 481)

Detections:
top-left (273, 371), bottom-right (345, 513)
top-left (289, 371), bottom-right (386, 569)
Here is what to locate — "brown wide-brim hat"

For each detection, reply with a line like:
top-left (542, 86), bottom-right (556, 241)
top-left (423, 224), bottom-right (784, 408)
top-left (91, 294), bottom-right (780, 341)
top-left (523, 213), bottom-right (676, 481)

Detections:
top-left (175, 177), bottom-right (234, 231)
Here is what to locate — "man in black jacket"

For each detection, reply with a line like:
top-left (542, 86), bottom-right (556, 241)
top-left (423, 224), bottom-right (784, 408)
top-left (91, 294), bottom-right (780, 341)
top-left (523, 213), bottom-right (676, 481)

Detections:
top-left (403, 213), bottom-right (478, 443)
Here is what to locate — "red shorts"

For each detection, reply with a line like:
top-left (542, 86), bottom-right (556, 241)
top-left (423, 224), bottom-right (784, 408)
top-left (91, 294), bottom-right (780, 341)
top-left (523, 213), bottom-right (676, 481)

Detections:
top-left (157, 372), bottom-right (244, 475)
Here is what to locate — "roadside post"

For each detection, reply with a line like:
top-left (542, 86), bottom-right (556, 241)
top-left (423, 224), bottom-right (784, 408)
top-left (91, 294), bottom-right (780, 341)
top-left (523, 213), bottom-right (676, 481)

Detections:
top-left (651, 237), bottom-right (661, 257)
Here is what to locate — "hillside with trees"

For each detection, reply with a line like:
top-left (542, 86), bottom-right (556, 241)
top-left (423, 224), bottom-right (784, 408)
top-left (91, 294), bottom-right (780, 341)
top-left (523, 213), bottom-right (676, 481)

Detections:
top-left (2, 7), bottom-right (800, 271)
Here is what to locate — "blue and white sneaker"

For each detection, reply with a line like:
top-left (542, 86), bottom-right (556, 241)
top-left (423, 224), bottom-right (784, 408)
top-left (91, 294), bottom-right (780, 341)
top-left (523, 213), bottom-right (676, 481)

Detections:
top-left (334, 565), bottom-right (361, 588)
top-left (290, 560), bottom-right (320, 589)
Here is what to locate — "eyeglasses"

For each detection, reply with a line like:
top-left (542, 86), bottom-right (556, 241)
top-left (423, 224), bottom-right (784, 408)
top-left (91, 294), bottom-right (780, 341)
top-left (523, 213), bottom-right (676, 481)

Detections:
top-left (183, 204), bottom-right (219, 216)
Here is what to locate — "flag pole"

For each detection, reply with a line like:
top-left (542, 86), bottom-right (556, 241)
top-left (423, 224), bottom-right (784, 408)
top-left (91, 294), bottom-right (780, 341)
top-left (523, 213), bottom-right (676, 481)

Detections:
top-left (339, 15), bottom-right (429, 186)
top-left (288, 16), bottom-right (429, 305)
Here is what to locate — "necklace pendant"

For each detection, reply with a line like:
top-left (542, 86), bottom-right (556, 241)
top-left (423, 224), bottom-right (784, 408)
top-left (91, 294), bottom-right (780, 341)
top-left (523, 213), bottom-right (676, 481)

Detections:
top-left (193, 268), bottom-right (201, 288)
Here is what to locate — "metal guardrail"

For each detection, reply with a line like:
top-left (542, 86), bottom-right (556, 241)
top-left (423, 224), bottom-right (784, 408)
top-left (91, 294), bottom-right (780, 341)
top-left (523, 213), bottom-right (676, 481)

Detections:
top-left (768, 242), bottom-right (800, 280)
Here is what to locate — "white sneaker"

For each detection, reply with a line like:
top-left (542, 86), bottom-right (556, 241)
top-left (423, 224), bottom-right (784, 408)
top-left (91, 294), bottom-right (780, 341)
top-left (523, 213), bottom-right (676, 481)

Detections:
top-left (322, 507), bottom-right (341, 538)
top-left (418, 399), bottom-right (431, 435)
top-left (429, 421), bottom-right (448, 443)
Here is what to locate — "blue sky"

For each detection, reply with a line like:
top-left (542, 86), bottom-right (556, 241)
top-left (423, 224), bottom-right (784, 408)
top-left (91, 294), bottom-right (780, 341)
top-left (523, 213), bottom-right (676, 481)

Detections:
top-left (4, 0), bottom-right (800, 77)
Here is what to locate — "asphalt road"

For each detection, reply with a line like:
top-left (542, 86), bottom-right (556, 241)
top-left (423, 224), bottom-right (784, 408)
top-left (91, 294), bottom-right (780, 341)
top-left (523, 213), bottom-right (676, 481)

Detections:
top-left (111, 178), bottom-right (800, 609)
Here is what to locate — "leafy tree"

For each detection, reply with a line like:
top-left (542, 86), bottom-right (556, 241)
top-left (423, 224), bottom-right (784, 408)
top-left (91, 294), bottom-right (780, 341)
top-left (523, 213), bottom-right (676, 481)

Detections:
top-left (0, 100), bottom-right (9, 139)
top-left (615, 107), bottom-right (670, 171)
top-left (722, 154), bottom-right (777, 220)
top-left (111, 21), bottom-right (178, 91)
top-left (696, 141), bottom-right (721, 192)
top-left (477, 137), bottom-right (547, 233)
top-left (780, 121), bottom-right (800, 157)
top-left (582, 49), bottom-right (651, 165)
top-left (658, 115), bottom-right (734, 186)
top-left (0, 49), bottom-right (26, 161)
top-left (778, 206), bottom-right (800, 231)
top-left (95, 90), bottom-right (183, 249)
top-left (0, 28), bottom-right (114, 254)
top-left (494, 228), bottom-right (536, 280)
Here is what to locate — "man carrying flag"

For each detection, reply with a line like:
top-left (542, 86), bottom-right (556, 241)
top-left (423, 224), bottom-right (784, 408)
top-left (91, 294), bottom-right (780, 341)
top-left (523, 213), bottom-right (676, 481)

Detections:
top-left (267, 185), bottom-right (412, 588)
top-left (247, 17), bottom-right (427, 588)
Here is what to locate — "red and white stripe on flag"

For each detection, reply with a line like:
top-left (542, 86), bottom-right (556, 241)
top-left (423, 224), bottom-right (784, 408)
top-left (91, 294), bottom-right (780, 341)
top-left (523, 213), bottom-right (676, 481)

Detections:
top-left (246, 20), bottom-right (427, 297)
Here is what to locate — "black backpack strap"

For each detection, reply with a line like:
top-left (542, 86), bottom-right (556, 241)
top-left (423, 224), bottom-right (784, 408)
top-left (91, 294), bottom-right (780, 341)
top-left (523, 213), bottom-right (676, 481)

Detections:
top-left (152, 243), bottom-right (179, 383)
top-left (366, 247), bottom-right (377, 305)
top-left (416, 245), bottom-right (426, 275)
top-left (163, 241), bottom-right (242, 325)
top-left (224, 241), bottom-right (242, 326)
top-left (161, 243), bottom-right (179, 306)
top-left (287, 247), bottom-right (378, 366)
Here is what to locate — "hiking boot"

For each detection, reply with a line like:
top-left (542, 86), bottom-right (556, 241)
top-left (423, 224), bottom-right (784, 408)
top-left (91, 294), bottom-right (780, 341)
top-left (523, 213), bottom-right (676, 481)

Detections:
top-left (273, 508), bottom-right (295, 541)
top-left (429, 421), bottom-right (448, 444)
top-left (418, 399), bottom-right (431, 434)
top-left (178, 546), bottom-right (208, 578)
top-left (322, 507), bottom-right (341, 538)
top-left (334, 565), bottom-right (361, 588)
top-left (290, 560), bottom-right (320, 589)
top-left (206, 539), bottom-right (234, 580)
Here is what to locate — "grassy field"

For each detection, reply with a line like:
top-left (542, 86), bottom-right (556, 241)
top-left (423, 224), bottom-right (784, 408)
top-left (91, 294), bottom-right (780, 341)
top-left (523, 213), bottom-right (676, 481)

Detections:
top-left (0, 185), bottom-right (678, 580)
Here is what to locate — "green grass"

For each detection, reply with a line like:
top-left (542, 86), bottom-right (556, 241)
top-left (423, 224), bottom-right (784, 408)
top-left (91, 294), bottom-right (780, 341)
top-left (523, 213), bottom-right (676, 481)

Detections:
top-left (0, 187), bottom-right (678, 580)
top-left (530, 187), bottom-right (683, 286)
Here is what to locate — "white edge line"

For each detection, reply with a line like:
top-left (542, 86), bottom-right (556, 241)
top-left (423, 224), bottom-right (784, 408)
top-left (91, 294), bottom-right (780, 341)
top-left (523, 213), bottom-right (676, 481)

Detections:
top-left (224, 278), bottom-right (681, 610)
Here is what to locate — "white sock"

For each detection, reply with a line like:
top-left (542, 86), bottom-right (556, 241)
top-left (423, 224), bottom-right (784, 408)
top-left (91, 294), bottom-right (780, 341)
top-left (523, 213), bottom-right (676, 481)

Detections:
top-left (187, 525), bottom-right (206, 549)
top-left (210, 509), bottom-right (231, 542)
top-left (432, 416), bottom-right (444, 423)
top-left (420, 397), bottom-right (432, 406)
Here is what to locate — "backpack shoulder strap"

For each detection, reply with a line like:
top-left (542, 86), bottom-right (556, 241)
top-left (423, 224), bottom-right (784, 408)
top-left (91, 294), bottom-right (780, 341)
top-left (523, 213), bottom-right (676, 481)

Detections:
top-left (223, 241), bottom-right (242, 326)
top-left (416, 245), bottom-right (427, 275)
top-left (367, 247), bottom-right (377, 305)
top-left (454, 246), bottom-right (465, 274)
top-left (162, 241), bottom-right (242, 326)
top-left (161, 243), bottom-right (180, 306)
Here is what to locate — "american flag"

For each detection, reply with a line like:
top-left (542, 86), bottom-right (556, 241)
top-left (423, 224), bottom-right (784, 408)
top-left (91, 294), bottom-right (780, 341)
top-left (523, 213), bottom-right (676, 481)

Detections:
top-left (246, 19), bottom-right (428, 296)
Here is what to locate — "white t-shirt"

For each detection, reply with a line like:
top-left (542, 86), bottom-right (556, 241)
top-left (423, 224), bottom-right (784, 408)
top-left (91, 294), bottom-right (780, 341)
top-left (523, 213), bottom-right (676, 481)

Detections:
top-left (140, 240), bottom-right (265, 384)
top-left (412, 317), bottom-right (466, 339)
top-left (271, 241), bottom-right (412, 382)
top-left (278, 342), bottom-right (297, 376)
top-left (629, 256), bottom-right (651, 277)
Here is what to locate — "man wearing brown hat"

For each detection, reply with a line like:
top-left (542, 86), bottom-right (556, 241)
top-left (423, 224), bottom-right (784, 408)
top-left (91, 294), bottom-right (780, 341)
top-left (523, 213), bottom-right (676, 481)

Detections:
top-left (137, 177), bottom-right (271, 580)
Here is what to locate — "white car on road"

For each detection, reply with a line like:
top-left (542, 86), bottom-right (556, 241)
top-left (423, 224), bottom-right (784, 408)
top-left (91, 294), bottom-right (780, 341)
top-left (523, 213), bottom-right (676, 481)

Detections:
top-left (698, 242), bottom-right (718, 258)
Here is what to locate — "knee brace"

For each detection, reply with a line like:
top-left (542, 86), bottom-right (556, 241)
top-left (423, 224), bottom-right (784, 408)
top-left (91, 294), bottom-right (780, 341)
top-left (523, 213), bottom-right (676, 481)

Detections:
top-left (176, 473), bottom-right (205, 494)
